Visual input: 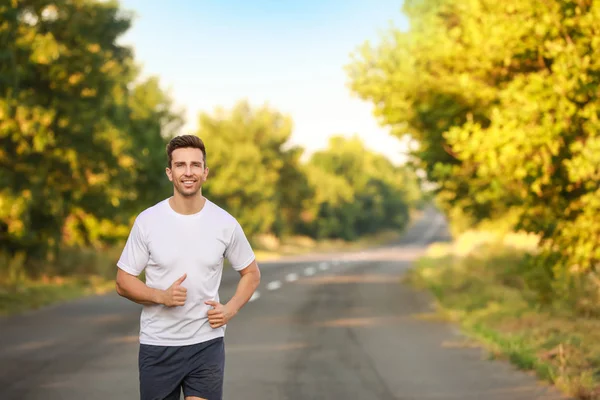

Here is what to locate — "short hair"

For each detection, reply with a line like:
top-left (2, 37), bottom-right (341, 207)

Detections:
top-left (166, 135), bottom-right (206, 167)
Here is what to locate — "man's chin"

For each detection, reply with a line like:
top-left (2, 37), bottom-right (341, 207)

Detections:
top-left (175, 187), bottom-right (200, 197)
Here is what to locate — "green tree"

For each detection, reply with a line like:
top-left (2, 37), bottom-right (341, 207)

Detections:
top-left (272, 145), bottom-right (314, 237)
top-left (305, 135), bottom-right (416, 240)
top-left (0, 0), bottom-right (181, 271)
top-left (63, 76), bottom-right (183, 249)
top-left (347, 0), bottom-right (600, 296)
top-left (195, 100), bottom-right (311, 237)
top-left (124, 76), bottom-right (183, 213)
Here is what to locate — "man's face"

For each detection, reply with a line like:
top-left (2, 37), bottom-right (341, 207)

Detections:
top-left (166, 147), bottom-right (208, 197)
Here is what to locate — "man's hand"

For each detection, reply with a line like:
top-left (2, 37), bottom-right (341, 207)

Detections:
top-left (203, 261), bottom-right (260, 328)
top-left (205, 300), bottom-right (235, 328)
top-left (161, 274), bottom-right (187, 307)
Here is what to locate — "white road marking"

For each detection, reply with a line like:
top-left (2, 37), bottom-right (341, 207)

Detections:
top-left (285, 273), bottom-right (298, 282)
top-left (249, 291), bottom-right (260, 302)
top-left (266, 280), bottom-right (282, 291)
top-left (304, 267), bottom-right (316, 276)
top-left (319, 262), bottom-right (329, 271)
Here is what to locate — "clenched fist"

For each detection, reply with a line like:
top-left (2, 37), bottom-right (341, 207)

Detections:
top-left (205, 300), bottom-right (234, 328)
top-left (161, 274), bottom-right (187, 307)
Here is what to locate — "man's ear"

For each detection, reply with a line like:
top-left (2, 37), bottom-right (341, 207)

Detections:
top-left (166, 167), bottom-right (173, 182)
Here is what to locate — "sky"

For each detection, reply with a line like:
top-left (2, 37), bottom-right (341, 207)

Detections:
top-left (117, 0), bottom-right (410, 164)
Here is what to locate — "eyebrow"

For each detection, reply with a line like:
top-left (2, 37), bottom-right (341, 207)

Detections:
top-left (174, 161), bottom-right (203, 165)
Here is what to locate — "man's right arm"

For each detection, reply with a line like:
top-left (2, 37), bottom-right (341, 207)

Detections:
top-left (115, 269), bottom-right (187, 307)
top-left (115, 269), bottom-right (164, 305)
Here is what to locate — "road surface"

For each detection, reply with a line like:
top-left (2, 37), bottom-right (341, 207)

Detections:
top-left (0, 208), bottom-right (570, 399)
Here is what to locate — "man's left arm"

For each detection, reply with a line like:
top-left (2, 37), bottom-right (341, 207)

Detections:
top-left (205, 260), bottom-right (261, 328)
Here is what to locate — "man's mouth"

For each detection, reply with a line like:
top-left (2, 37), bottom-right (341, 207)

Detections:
top-left (182, 180), bottom-right (196, 188)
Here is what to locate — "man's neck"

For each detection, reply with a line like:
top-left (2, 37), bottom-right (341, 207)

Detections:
top-left (169, 193), bottom-right (206, 215)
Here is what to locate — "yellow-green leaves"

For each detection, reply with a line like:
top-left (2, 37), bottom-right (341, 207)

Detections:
top-left (347, 0), bottom-right (600, 292)
top-left (197, 100), bottom-right (307, 237)
top-left (305, 135), bottom-right (422, 240)
top-left (29, 32), bottom-right (60, 65)
top-left (0, 0), bottom-right (179, 265)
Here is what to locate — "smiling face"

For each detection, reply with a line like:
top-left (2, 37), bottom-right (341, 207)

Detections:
top-left (165, 147), bottom-right (209, 198)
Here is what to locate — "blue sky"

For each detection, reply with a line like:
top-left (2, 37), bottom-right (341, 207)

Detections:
top-left (118, 0), bottom-right (409, 163)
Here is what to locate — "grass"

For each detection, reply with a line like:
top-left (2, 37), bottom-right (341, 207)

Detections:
top-left (404, 232), bottom-right (600, 399)
top-left (252, 229), bottom-right (403, 261)
top-left (0, 247), bottom-right (121, 317)
top-left (0, 275), bottom-right (115, 316)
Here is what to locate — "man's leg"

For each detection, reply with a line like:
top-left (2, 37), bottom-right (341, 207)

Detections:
top-left (181, 337), bottom-right (225, 400)
top-left (139, 344), bottom-right (185, 400)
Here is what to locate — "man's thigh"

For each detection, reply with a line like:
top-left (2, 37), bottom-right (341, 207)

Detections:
top-left (182, 337), bottom-right (225, 400)
top-left (138, 344), bottom-right (184, 400)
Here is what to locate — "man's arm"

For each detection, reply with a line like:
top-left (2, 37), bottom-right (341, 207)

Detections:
top-left (116, 268), bottom-right (187, 307)
top-left (205, 260), bottom-right (261, 328)
top-left (227, 260), bottom-right (261, 313)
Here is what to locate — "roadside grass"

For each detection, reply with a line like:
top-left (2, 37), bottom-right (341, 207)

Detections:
top-left (252, 229), bottom-right (402, 261)
top-left (0, 247), bottom-right (122, 317)
top-left (404, 231), bottom-right (600, 399)
top-left (0, 276), bottom-right (115, 316)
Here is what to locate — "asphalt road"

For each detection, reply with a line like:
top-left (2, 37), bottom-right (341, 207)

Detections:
top-left (0, 209), bottom-right (570, 399)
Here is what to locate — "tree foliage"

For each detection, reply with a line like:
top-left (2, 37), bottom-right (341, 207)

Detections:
top-left (346, 0), bottom-right (600, 296)
top-left (303, 135), bottom-right (422, 240)
top-left (196, 100), bottom-right (312, 238)
top-left (0, 0), bottom-right (180, 266)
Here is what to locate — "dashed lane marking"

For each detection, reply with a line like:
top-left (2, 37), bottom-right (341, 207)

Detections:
top-left (266, 281), bottom-right (282, 291)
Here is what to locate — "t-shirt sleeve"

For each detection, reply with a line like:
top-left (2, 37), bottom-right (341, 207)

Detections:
top-left (117, 218), bottom-right (150, 276)
top-left (225, 220), bottom-right (256, 271)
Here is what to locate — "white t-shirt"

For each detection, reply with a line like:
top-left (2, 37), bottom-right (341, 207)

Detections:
top-left (117, 197), bottom-right (255, 346)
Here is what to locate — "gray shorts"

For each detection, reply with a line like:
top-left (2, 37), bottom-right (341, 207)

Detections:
top-left (138, 337), bottom-right (225, 400)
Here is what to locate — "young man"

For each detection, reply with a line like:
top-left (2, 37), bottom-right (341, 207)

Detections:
top-left (115, 135), bottom-right (261, 400)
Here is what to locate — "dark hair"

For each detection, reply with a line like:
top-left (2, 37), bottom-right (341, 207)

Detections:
top-left (166, 135), bottom-right (206, 167)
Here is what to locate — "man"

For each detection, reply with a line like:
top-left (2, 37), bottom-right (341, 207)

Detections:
top-left (115, 134), bottom-right (261, 400)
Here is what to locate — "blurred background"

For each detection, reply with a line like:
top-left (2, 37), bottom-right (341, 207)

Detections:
top-left (2, 0), bottom-right (600, 398)
top-left (0, 0), bottom-right (428, 306)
